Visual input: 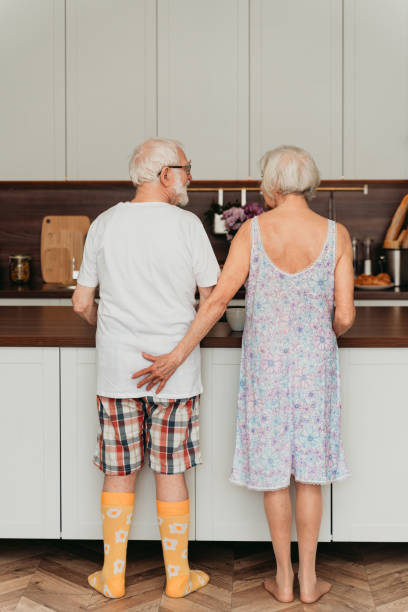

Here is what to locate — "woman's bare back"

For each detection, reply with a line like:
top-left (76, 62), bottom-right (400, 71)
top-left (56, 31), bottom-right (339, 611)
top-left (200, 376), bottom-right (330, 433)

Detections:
top-left (257, 208), bottom-right (332, 275)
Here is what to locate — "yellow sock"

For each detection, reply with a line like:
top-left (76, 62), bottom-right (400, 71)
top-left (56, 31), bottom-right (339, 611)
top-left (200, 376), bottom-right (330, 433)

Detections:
top-left (88, 491), bottom-right (134, 599)
top-left (157, 498), bottom-right (209, 598)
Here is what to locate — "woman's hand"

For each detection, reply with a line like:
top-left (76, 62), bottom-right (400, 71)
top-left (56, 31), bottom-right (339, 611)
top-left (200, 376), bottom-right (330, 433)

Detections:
top-left (131, 351), bottom-right (182, 394)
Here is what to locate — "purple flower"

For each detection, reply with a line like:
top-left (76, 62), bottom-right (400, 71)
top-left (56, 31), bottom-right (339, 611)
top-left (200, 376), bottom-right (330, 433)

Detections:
top-left (243, 201), bottom-right (263, 218)
top-left (221, 206), bottom-right (246, 230)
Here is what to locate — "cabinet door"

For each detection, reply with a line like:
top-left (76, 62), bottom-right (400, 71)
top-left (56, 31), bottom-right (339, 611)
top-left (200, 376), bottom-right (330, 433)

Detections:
top-left (0, 348), bottom-right (60, 537)
top-left (157, 0), bottom-right (249, 179)
top-left (0, 0), bottom-right (65, 179)
top-left (60, 348), bottom-right (195, 540)
top-left (250, 0), bottom-right (342, 179)
top-left (344, 0), bottom-right (408, 178)
top-left (196, 349), bottom-right (331, 542)
top-left (333, 348), bottom-right (408, 541)
top-left (66, 0), bottom-right (156, 179)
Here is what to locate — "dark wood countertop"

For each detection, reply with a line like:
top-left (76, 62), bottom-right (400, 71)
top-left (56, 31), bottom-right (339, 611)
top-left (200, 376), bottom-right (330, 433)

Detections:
top-left (2, 284), bottom-right (408, 301)
top-left (1, 306), bottom-right (408, 348)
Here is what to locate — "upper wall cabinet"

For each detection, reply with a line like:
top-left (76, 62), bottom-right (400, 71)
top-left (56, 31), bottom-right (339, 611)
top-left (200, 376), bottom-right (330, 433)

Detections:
top-left (343, 0), bottom-right (408, 179)
top-left (157, 0), bottom-right (249, 180)
top-left (66, 0), bottom-right (156, 180)
top-left (250, 0), bottom-right (342, 179)
top-left (0, 0), bottom-right (65, 179)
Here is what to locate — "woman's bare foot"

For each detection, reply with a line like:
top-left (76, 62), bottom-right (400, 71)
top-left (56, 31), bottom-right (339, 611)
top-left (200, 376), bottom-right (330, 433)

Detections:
top-left (263, 574), bottom-right (294, 603)
top-left (298, 575), bottom-right (332, 603)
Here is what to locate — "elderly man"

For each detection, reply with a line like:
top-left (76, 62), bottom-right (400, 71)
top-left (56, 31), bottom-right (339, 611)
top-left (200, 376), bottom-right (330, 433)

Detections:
top-left (72, 138), bottom-right (219, 599)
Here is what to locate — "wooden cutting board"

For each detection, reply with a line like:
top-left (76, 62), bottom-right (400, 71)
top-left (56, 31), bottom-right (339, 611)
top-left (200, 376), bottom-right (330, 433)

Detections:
top-left (41, 216), bottom-right (90, 283)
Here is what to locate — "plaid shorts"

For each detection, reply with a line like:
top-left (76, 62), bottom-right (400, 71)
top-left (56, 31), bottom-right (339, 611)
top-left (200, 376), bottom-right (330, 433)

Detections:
top-left (93, 395), bottom-right (201, 476)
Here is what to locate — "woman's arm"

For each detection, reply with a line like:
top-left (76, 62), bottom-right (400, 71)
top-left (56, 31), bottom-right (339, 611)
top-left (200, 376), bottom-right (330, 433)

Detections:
top-left (132, 220), bottom-right (252, 392)
top-left (333, 223), bottom-right (356, 337)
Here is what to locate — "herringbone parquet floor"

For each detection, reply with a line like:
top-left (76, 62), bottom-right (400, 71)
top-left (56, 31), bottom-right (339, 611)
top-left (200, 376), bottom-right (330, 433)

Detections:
top-left (1, 539), bottom-right (408, 612)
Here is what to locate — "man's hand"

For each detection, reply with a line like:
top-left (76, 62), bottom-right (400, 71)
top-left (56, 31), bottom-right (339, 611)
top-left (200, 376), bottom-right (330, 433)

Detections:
top-left (131, 351), bottom-right (182, 394)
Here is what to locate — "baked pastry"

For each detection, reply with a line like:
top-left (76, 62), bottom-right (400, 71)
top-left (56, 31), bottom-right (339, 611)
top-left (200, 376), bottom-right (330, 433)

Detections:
top-left (354, 273), bottom-right (391, 286)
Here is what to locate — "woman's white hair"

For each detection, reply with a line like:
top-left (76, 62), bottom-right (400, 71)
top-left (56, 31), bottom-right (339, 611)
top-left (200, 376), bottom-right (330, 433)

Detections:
top-left (260, 145), bottom-right (320, 202)
top-left (129, 137), bottom-right (183, 186)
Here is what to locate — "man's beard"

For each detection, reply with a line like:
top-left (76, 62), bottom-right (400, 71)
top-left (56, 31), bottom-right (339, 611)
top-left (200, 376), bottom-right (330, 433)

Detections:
top-left (172, 173), bottom-right (189, 207)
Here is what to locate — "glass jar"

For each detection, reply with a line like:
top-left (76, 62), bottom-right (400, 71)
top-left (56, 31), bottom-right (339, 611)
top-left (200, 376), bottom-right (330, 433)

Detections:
top-left (9, 255), bottom-right (32, 285)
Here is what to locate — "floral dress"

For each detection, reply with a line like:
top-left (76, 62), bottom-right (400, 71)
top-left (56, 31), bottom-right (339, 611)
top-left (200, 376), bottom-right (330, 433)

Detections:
top-left (230, 216), bottom-right (350, 491)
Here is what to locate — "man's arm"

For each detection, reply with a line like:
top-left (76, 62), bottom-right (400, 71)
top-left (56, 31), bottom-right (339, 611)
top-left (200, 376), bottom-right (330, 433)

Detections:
top-left (72, 284), bottom-right (98, 326)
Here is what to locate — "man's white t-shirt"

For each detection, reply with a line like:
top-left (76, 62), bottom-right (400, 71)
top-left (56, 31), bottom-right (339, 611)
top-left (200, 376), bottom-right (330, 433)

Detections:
top-left (77, 201), bottom-right (220, 399)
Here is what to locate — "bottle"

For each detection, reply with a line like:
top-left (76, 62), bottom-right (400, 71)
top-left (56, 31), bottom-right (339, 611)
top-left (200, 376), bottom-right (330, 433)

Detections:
top-left (351, 237), bottom-right (359, 276)
top-left (363, 237), bottom-right (373, 275)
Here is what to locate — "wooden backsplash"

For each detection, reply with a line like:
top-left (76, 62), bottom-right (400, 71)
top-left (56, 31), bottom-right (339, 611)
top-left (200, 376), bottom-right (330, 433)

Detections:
top-left (0, 180), bottom-right (407, 286)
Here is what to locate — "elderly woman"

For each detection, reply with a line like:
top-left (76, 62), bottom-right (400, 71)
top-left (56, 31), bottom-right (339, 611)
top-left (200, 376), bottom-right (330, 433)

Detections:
top-left (133, 145), bottom-right (355, 604)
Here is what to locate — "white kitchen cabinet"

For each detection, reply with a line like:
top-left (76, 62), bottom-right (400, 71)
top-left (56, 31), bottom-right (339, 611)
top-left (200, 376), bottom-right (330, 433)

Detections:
top-left (196, 348), bottom-right (331, 542)
top-left (249, 0), bottom-right (342, 179)
top-left (0, 348), bottom-right (60, 537)
top-left (60, 348), bottom-right (196, 540)
top-left (344, 0), bottom-right (408, 179)
top-left (0, 0), bottom-right (65, 179)
top-left (333, 348), bottom-right (408, 541)
top-left (66, 0), bottom-right (156, 179)
top-left (157, 0), bottom-right (249, 179)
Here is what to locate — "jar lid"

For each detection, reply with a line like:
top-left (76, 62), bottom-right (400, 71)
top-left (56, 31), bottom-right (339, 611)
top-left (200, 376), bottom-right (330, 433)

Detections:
top-left (9, 254), bottom-right (32, 261)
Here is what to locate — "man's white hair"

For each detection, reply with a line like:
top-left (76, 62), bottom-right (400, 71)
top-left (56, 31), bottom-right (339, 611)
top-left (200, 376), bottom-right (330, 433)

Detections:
top-left (129, 137), bottom-right (183, 186)
top-left (260, 145), bottom-right (320, 203)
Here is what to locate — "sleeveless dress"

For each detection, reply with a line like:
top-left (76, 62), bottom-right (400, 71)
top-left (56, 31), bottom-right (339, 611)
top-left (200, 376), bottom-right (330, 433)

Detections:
top-left (230, 216), bottom-right (350, 491)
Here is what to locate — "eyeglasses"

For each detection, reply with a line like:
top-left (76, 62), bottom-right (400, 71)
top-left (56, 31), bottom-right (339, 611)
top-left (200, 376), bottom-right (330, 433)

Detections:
top-left (157, 161), bottom-right (192, 176)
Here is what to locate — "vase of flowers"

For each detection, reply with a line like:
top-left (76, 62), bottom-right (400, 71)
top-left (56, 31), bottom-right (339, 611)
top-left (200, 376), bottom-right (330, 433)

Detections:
top-left (221, 201), bottom-right (264, 241)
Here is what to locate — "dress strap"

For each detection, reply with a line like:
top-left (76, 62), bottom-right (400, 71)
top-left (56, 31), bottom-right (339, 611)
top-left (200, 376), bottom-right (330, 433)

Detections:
top-left (249, 216), bottom-right (262, 266)
top-left (329, 219), bottom-right (337, 272)
top-left (251, 216), bottom-right (261, 248)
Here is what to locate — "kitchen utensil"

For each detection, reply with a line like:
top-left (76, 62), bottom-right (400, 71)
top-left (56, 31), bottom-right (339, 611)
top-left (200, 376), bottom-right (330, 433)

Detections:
top-left (354, 283), bottom-right (394, 290)
top-left (43, 248), bottom-right (71, 284)
top-left (383, 194), bottom-right (408, 248)
top-left (352, 237), bottom-right (360, 276)
top-left (384, 249), bottom-right (408, 287)
top-left (41, 216), bottom-right (90, 283)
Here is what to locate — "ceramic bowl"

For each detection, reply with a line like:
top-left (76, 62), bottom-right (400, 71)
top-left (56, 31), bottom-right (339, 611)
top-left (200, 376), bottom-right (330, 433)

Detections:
top-left (226, 307), bottom-right (246, 331)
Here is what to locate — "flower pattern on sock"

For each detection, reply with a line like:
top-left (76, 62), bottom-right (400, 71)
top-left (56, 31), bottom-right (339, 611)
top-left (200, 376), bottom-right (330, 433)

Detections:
top-left (167, 565), bottom-right (180, 577)
top-left (163, 537), bottom-right (177, 551)
top-left (115, 529), bottom-right (128, 543)
top-left (169, 522), bottom-right (188, 534)
top-left (126, 512), bottom-right (132, 525)
top-left (107, 508), bottom-right (122, 519)
top-left (181, 548), bottom-right (188, 559)
top-left (113, 559), bottom-right (125, 574)
top-left (104, 543), bottom-right (110, 555)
